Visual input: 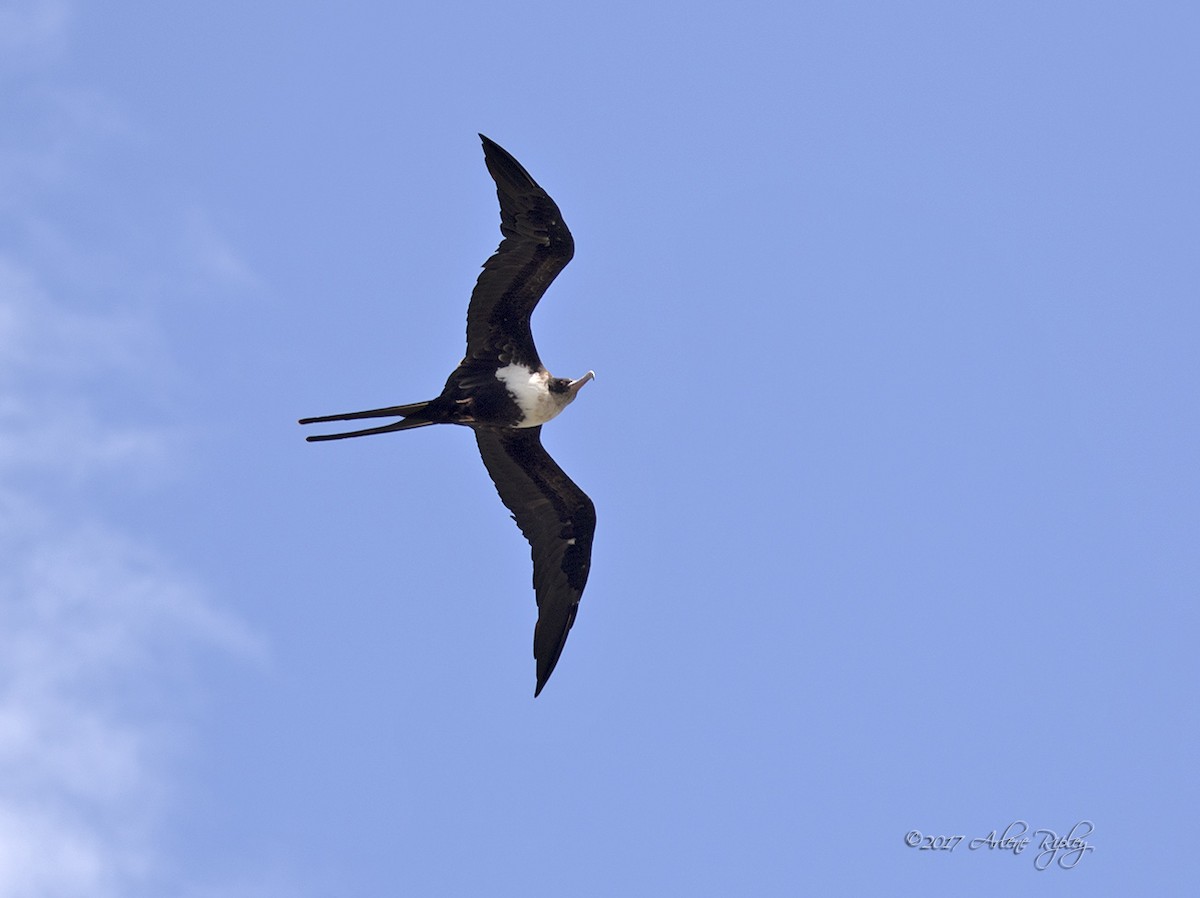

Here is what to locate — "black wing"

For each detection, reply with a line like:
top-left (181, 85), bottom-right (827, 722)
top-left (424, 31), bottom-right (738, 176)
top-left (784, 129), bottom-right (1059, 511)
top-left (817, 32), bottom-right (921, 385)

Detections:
top-left (466, 135), bottom-right (575, 370)
top-left (474, 426), bottom-right (595, 696)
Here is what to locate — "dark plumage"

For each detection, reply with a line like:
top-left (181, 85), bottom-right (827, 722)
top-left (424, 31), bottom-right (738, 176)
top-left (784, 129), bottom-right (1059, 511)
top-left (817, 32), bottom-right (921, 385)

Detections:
top-left (299, 135), bottom-right (595, 696)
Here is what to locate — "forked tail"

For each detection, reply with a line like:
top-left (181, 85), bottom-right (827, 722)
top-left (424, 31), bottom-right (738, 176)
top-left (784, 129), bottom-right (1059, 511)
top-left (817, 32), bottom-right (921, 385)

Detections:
top-left (298, 399), bottom-right (436, 442)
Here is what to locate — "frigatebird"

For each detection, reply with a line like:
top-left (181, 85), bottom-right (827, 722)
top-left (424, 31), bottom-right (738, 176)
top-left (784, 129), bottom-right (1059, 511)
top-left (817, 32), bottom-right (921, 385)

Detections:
top-left (299, 135), bottom-right (595, 697)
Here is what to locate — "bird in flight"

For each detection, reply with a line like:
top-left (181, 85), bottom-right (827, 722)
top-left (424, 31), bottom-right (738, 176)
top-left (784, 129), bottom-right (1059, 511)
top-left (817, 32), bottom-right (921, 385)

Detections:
top-left (300, 135), bottom-right (595, 697)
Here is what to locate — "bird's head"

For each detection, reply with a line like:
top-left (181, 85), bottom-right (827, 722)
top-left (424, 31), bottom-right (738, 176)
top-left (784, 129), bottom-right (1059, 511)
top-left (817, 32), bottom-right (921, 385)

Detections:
top-left (550, 370), bottom-right (595, 409)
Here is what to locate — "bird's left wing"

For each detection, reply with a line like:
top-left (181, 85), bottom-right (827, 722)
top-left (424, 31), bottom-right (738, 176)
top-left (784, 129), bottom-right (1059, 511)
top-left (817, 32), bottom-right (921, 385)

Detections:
top-left (473, 426), bottom-right (596, 696)
top-left (465, 135), bottom-right (575, 369)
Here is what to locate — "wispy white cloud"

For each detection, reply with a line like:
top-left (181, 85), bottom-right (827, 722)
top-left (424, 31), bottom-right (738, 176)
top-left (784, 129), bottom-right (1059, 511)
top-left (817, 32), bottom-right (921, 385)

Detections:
top-left (0, 4), bottom-right (273, 896)
top-left (0, 256), bottom-right (155, 378)
top-left (0, 515), bottom-right (261, 898)
top-left (0, 257), bottom-right (172, 484)
top-left (0, 266), bottom-right (263, 897)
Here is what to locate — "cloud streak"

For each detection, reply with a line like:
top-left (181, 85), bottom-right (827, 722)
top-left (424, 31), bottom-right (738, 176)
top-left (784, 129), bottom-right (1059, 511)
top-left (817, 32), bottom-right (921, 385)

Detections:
top-left (0, 518), bottom-right (254, 897)
top-left (0, 260), bottom-right (261, 898)
top-left (1, 5), bottom-right (268, 895)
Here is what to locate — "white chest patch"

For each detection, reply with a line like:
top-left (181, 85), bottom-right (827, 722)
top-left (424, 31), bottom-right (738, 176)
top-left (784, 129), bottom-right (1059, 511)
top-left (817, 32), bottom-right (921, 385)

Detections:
top-left (495, 364), bottom-right (562, 427)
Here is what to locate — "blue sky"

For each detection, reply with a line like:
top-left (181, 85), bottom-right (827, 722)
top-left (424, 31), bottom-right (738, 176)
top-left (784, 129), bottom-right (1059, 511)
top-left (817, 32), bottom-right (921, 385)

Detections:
top-left (2, 1), bottom-right (1196, 894)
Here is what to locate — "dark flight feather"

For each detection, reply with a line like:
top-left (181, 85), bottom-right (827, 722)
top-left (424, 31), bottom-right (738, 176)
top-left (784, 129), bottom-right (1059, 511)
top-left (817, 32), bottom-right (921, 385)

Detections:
top-left (474, 426), bottom-right (596, 696)
top-left (466, 135), bottom-right (575, 370)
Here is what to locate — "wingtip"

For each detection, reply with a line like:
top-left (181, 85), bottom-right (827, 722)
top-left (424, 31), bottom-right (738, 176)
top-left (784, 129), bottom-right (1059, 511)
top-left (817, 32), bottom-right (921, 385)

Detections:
top-left (477, 134), bottom-right (544, 196)
top-left (534, 646), bottom-right (559, 698)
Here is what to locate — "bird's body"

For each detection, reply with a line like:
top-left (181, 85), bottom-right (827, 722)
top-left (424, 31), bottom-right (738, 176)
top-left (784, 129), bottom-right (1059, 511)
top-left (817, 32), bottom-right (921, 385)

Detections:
top-left (300, 135), bottom-right (595, 696)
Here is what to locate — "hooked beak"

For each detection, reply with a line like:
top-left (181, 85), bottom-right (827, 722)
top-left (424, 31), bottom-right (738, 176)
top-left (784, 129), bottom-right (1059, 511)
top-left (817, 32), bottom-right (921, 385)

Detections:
top-left (567, 370), bottom-right (595, 397)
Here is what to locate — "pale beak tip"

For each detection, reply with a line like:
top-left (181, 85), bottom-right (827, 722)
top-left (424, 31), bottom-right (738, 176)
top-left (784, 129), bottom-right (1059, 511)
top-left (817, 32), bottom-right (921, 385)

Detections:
top-left (567, 370), bottom-right (595, 396)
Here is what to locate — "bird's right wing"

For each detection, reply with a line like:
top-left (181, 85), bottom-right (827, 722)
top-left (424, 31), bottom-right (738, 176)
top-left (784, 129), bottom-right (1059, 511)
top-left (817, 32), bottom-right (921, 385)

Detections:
top-left (473, 426), bottom-right (595, 696)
